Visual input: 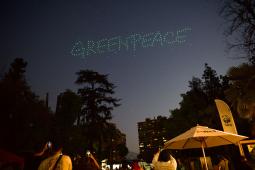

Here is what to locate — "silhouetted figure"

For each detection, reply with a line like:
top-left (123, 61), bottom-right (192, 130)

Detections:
top-left (73, 151), bottom-right (99, 170)
top-left (177, 159), bottom-right (185, 170)
top-left (24, 142), bottom-right (51, 170)
top-left (213, 154), bottom-right (237, 170)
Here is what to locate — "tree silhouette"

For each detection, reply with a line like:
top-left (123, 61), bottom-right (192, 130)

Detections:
top-left (53, 89), bottom-right (82, 154)
top-left (0, 58), bottom-right (52, 152)
top-left (55, 89), bottom-right (82, 129)
top-left (220, 0), bottom-right (255, 63)
top-left (170, 64), bottom-right (231, 136)
top-left (220, 0), bottom-right (255, 137)
top-left (75, 69), bottom-right (120, 157)
top-left (75, 70), bottom-right (120, 125)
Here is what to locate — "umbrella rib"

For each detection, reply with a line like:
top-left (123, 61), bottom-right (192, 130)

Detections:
top-left (202, 137), bottom-right (208, 148)
top-left (194, 137), bottom-right (208, 148)
top-left (217, 136), bottom-right (237, 144)
top-left (182, 138), bottom-right (191, 149)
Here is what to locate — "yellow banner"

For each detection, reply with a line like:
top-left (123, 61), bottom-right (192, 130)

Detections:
top-left (215, 99), bottom-right (238, 134)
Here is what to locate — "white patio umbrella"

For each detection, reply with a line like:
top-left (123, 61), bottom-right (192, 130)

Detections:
top-left (164, 125), bottom-right (248, 170)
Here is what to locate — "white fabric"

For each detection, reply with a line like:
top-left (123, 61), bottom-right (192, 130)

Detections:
top-left (152, 151), bottom-right (177, 170)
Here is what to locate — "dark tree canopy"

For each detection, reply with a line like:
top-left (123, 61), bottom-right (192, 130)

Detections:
top-left (55, 89), bottom-right (82, 129)
top-left (220, 0), bottom-right (255, 138)
top-left (169, 64), bottom-right (231, 137)
top-left (0, 59), bottom-right (127, 161)
top-left (0, 58), bottom-right (52, 152)
top-left (221, 0), bottom-right (255, 63)
top-left (75, 70), bottom-right (120, 125)
top-left (225, 63), bottom-right (255, 120)
top-left (75, 69), bottom-right (121, 159)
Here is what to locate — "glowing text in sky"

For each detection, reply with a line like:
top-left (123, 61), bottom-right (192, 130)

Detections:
top-left (71, 27), bottom-right (192, 58)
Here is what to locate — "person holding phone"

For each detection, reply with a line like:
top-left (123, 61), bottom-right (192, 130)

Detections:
top-left (86, 151), bottom-right (100, 170)
top-left (38, 137), bottom-right (72, 170)
top-left (74, 150), bottom-right (100, 170)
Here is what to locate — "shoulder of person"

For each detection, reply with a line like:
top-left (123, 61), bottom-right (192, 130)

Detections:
top-left (169, 155), bottom-right (176, 162)
top-left (62, 155), bottom-right (72, 161)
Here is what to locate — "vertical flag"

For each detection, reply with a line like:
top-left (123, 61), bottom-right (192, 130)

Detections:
top-left (214, 99), bottom-right (238, 134)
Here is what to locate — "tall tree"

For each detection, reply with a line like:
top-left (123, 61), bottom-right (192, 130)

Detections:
top-left (0, 58), bottom-right (52, 152)
top-left (220, 0), bottom-right (255, 63)
top-left (202, 63), bottom-right (223, 102)
top-left (75, 70), bottom-right (120, 125)
top-left (221, 0), bottom-right (255, 136)
top-left (75, 69), bottom-right (120, 157)
top-left (169, 64), bottom-right (230, 136)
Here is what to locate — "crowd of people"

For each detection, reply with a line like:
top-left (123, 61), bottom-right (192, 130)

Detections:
top-left (0, 143), bottom-right (246, 170)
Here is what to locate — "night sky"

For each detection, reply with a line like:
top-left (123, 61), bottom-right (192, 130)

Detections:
top-left (1, 0), bottom-right (243, 153)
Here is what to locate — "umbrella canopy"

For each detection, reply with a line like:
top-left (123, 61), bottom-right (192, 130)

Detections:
top-left (164, 125), bottom-right (247, 149)
top-left (164, 125), bottom-right (248, 170)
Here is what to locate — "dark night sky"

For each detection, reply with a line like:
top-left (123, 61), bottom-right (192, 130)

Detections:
top-left (1, 0), bottom-right (244, 152)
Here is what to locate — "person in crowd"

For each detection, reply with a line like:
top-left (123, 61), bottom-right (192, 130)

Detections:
top-left (131, 160), bottom-right (143, 170)
top-left (213, 155), bottom-right (230, 170)
top-left (152, 149), bottom-right (177, 170)
top-left (24, 141), bottom-right (51, 170)
top-left (38, 138), bottom-right (72, 170)
top-left (86, 151), bottom-right (100, 170)
top-left (176, 159), bottom-right (185, 170)
top-left (73, 150), bottom-right (100, 170)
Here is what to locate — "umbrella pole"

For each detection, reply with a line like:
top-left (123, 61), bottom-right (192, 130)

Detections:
top-left (201, 142), bottom-right (208, 170)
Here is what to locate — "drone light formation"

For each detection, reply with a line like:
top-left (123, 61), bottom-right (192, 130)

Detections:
top-left (71, 27), bottom-right (192, 58)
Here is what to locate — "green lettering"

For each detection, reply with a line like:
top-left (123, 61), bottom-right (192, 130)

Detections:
top-left (108, 36), bottom-right (121, 53)
top-left (120, 37), bottom-right (129, 51)
top-left (97, 39), bottom-right (108, 54)
top-left (163, 32), bottom-right (175, 44)
top-left (129, 34), bottom-right (141, 51)
top-left (141, 32), bottom-right (154, 48)
top-left (175, 28), bottom-right (192, 43)
top-left (152, 31), bottom-right (163, 47)
top-left (86, 40), bottom-right (97, 56)
top-left (71, 41), bottom-right (86, 58)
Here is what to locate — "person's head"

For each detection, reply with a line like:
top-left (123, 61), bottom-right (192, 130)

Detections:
top-left (48, 132), bottom-right (65, 154)
top-left (158, 149), bottom-right (171, 162)
top-left (50, 140), bottom-right (63, 153)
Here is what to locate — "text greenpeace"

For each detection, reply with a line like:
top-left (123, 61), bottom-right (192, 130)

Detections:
top-left (71, 27), bottom-right (192, 58)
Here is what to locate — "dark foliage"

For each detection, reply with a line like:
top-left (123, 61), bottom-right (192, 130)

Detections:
top-left (220, 0), bottom-right (255, 64)
top-left (0, 58), bottom-right (52, 153)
